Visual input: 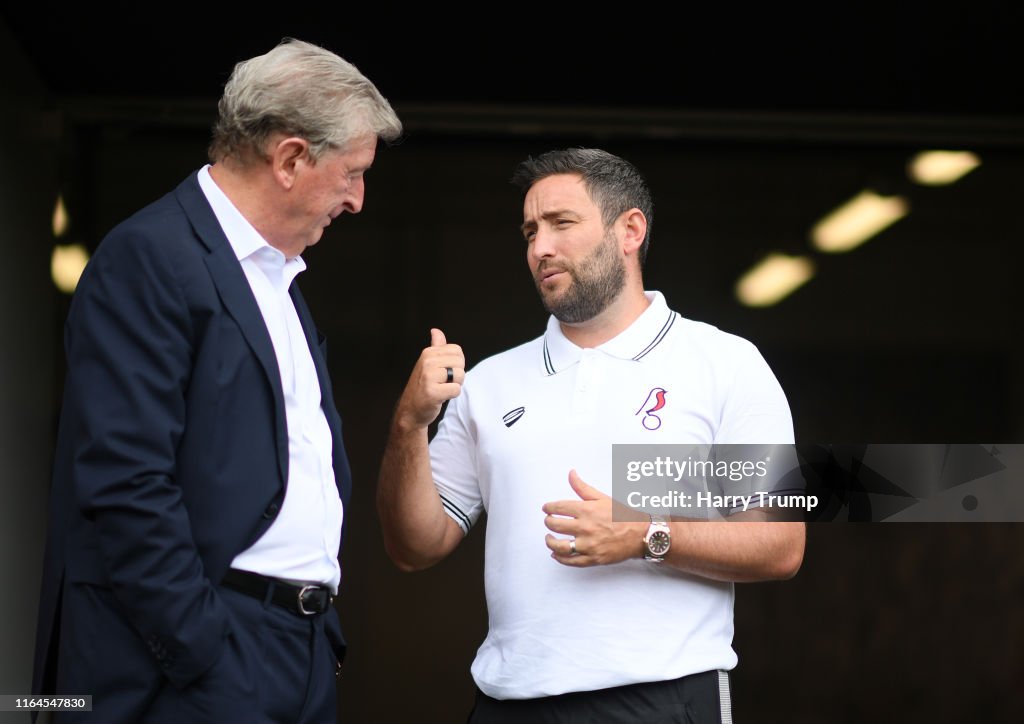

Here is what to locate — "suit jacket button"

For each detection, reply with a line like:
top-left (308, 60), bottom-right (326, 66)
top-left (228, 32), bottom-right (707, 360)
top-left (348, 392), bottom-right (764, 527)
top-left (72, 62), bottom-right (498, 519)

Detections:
top-left (263, 502), bottom-right (280, 519)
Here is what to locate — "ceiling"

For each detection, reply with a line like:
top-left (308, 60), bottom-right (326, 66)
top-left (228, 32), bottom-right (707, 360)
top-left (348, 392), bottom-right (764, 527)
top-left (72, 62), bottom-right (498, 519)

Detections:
top-left (3, 5), bottom-right (1023, 118)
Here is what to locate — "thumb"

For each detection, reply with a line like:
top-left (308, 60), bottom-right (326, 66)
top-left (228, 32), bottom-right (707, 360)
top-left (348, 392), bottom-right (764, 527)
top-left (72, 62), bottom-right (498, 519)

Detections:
top-left (430, 328), bottom-right (447, 347)
top-left (568, 469), bottom-right (601, 500)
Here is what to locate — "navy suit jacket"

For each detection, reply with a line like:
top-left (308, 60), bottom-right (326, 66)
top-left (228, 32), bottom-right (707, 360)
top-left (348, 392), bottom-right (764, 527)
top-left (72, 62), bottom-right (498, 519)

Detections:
top-left (32, 172), bottom-right (353, 702)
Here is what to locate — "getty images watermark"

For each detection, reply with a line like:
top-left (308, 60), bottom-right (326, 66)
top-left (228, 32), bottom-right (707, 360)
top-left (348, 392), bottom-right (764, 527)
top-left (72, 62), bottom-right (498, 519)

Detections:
top-left (612, 444), bottom-right (1022, 522)
top-left (612, 444), bottom-right (812, 520)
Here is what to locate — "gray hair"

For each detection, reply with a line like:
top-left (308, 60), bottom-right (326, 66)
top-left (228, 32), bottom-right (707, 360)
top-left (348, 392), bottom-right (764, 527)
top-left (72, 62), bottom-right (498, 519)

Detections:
top-left (511, 148), bottom-right (654, 264)
top-left (209, 38), bottom-right (402, 163)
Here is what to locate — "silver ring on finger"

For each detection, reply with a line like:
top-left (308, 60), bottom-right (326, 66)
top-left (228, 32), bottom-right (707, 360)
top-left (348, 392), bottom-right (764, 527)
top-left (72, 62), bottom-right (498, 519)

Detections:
top-left (569, 537), bottom-right (577, 556)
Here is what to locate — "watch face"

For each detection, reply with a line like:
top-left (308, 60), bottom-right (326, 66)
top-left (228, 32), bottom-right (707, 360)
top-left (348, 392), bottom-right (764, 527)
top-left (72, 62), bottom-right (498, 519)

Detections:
top-left (647, 530), bottom-right (671, 556)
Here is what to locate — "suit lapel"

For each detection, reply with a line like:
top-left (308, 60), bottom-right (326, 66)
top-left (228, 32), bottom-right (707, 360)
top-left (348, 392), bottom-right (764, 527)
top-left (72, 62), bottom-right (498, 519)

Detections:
top-left (289, 284), bottom-right (332, 412)
top-left (174, 173), bottom-right (290, 487)
top-left (290, 284), bottom-right (352, 509)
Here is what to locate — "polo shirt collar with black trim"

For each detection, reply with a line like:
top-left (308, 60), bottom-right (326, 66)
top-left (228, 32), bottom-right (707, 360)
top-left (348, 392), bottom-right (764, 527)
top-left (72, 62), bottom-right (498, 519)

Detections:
top-left (541, 290), bottom-right (678, 375)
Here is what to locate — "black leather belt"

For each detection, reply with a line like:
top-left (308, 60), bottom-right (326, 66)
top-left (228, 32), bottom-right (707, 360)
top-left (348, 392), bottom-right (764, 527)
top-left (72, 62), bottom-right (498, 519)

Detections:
top-left (222, 568), bottom-right (334, 617)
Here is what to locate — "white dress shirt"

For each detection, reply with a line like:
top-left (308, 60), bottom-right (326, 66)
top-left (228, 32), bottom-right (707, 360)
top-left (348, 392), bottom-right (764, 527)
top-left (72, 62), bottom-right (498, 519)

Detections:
top-left (198, 165), bottom-right (343, 592)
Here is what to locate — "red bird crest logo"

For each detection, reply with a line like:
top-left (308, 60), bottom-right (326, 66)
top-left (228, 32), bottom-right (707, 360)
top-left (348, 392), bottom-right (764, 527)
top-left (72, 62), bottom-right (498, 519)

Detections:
top-left (635, 387), bottom-right (667, 430)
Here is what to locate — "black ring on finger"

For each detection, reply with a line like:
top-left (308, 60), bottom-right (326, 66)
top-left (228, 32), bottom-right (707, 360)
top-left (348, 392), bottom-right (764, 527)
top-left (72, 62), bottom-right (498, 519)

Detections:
top-left (445, 367), bottom-right (454, 384)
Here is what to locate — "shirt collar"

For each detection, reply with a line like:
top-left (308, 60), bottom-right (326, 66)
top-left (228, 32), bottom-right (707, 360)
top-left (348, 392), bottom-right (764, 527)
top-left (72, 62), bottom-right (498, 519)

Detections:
top-left (197, 165), bottom-right (306, 285)
top-left (541, 291), bottom-right (678, 375)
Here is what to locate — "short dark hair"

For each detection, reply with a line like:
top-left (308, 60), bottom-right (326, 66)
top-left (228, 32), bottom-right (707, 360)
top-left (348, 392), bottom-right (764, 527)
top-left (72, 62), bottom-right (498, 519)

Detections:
top-left (511, 148), bottom-right (654, 264)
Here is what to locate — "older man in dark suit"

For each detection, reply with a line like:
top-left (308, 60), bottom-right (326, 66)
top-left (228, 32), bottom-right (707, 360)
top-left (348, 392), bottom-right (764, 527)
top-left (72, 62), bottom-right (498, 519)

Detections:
top-left (32, 38), bottom-right (401, 723)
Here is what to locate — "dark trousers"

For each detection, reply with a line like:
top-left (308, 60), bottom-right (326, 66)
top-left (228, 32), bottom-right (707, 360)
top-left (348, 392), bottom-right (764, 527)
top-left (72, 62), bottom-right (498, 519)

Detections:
top-left (468, 670), bottom-right (731, 724)
top-left (55, 583), bottom-right (338, 723)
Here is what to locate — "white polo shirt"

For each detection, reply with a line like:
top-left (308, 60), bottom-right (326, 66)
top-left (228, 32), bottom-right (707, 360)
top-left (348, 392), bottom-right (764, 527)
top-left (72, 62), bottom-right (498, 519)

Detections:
top-left (430, 290), bottom-right (793, 699)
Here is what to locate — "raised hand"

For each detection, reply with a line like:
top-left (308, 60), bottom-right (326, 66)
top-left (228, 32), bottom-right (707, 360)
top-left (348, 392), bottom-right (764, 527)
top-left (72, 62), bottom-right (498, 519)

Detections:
top-left (393, 328), bottom-right (466, 432)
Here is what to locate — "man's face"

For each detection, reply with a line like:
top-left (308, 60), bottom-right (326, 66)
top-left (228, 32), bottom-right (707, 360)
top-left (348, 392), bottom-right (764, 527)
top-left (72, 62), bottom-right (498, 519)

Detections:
top-left (280, 135), bottom-right (377, 257)
top-left (522, 174), bottom-right (626, 323)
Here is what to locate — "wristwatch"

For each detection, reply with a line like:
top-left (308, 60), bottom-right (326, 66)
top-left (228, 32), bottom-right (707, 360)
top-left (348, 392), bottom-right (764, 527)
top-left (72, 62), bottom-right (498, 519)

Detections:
top-left (643, 515), bottom-right (671, 562)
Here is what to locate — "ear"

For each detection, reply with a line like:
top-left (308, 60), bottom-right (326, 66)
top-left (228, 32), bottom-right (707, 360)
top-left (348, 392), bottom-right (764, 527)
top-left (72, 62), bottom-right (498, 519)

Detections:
top-left (618, 208), bottom-right (647, 258)
top-left (270, 136), bottom-right (312, 191)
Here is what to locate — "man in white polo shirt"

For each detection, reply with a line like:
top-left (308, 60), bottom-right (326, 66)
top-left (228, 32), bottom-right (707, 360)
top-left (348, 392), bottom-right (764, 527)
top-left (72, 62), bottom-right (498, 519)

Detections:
top-left (377, 148), bottom-right (804, 723)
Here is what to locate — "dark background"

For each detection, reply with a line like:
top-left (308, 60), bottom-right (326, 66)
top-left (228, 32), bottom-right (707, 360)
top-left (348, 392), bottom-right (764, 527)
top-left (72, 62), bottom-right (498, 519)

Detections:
top-left (1, 4), bottom-right (1022, 722)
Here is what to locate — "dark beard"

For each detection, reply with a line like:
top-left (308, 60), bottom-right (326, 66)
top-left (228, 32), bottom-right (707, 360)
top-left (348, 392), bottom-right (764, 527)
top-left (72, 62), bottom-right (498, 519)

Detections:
top-left (537, 232), bottom-right (626, 324)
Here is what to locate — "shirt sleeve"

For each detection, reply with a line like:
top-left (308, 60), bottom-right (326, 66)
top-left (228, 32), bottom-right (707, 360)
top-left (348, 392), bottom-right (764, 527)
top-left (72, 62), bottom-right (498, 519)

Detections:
top-left (714, 340), bottom-right (795, 445)
top-left (429, 383), bottom-right (485, 535)
top-left (712, 341), bottom-right (801, 508)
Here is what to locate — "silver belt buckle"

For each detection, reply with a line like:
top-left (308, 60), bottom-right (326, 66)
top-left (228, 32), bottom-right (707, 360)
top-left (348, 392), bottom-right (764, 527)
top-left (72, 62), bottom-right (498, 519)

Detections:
top-left (297, 585), bottom-right (320, 615)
